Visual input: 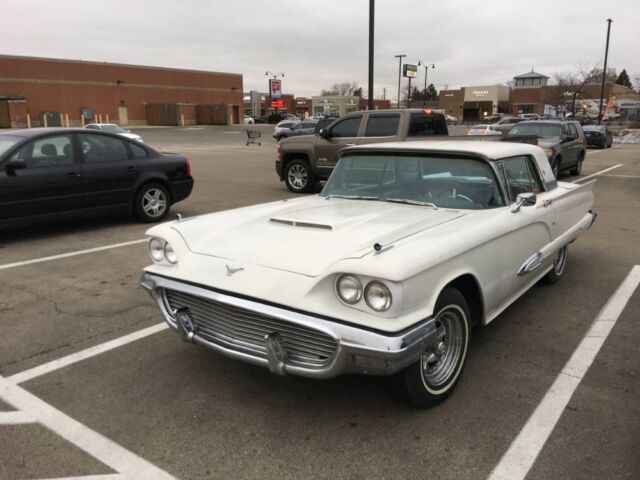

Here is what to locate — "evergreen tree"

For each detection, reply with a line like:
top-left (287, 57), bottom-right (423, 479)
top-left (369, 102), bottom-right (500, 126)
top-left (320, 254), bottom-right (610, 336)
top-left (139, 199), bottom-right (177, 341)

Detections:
top-left (615, 69), bottom-right (633, 89)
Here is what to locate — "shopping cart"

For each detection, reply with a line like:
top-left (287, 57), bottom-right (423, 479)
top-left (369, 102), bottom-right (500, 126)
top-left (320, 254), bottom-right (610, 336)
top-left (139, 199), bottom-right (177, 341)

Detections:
top-left (246, 129), bottom-right (262, 146)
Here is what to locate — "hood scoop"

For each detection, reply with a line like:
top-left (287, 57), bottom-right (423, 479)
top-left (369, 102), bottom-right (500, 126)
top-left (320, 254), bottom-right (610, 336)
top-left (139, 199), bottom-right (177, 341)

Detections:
top-left (270, 217), bottom-right (332, 230)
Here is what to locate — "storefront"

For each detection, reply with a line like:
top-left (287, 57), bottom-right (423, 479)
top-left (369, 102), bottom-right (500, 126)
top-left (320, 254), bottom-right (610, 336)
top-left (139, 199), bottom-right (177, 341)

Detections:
top-left (311, 96), bottom-right (359, 117)
top-left (462, 86), bottom-right (510, 121)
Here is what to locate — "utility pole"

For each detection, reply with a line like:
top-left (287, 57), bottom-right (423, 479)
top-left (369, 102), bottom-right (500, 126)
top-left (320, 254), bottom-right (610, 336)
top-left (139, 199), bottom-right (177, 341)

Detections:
top-left (368, 0), bottom-right (375, 110)
top-left (382, 87), bottom-right (386, 100)
top-left (418, 61), bottom-right (435, 106)
top-left (395, 54), bottom-right (406, 108)
top-left (598, 18), bottom-right (613, 125)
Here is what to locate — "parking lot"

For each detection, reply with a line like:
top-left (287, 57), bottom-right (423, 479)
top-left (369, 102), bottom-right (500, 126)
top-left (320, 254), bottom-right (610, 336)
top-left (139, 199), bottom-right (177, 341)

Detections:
top-left (1, 125), bottom-right (638, 479)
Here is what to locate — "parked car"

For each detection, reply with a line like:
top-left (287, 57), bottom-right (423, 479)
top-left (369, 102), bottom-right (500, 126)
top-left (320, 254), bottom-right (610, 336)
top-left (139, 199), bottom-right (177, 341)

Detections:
top-left (0, 128), bottom-right (193, 226)
top-left (243, 115), bottom-right (255, 124)
top-left (84, 123), bottom-right (143, 143)
top-left (467, 124), bottom-right (501, 136)
top-left (485, 113), bottom-right (507, 123)
top-left (582, 125), bottom-right (613, 148)
top-left (273, 120), bottom-right (301, 141)
top-left (141, 140), bottom-right (596, 408)
top-left (277, 121), bottom-right (319, 140)
top-left (492, 116), bottom-right (528, 134)
top-left (508, 120), bottom-right (586, 177)
top-left (277, 109), bottom-right (449, 193)
top-left (445, 114), bottom-right (458, 124)
top-left (521, 113), bottom-right (542, 120)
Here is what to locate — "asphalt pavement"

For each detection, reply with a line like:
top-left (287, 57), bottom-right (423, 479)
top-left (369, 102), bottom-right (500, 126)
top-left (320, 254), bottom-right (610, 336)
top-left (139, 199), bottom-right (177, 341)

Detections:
top-left (1, 126), bottom-right (638, 480)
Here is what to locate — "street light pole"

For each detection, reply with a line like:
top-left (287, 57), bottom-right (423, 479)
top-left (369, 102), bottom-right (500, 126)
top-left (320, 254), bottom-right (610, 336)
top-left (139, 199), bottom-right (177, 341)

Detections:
top-left (597, 18), bottom-right (613, 125)
top-left (368, 0), bottom-right (375, 110)
top-left (418, 61), bottom-right (435, 106)
top-left (395, 54), bottom-right (406, 108)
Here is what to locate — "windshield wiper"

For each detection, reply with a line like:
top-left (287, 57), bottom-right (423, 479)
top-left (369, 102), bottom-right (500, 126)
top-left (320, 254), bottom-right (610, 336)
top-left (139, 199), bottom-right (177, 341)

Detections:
top-left (325, 194), bottom-right (379, 200)
top-left (385, 198), bottom-right (439, 210)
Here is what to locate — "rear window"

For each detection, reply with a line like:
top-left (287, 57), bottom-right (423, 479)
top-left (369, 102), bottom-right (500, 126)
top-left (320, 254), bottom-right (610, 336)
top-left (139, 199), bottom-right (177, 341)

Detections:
top-left (407, 113), bottom-right (447, 136)
top-left (365, 115), bottom-right (400, 137)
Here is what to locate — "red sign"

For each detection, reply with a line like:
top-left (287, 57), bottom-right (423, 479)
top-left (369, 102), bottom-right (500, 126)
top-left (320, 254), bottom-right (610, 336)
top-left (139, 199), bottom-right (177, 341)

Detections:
top-left (270, 99), bottom-right (284, 108)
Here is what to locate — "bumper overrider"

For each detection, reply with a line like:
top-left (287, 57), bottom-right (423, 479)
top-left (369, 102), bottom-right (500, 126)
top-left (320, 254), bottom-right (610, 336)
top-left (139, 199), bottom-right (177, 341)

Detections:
top-left (140, 272), bottom-right (436, 379)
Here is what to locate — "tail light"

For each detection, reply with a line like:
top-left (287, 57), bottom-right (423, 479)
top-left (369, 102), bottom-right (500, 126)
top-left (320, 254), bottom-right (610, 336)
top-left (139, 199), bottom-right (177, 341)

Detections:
top-left (185, 158), bottom-right (191, 176)
top-left (422, 109), bottom-right (432, 115)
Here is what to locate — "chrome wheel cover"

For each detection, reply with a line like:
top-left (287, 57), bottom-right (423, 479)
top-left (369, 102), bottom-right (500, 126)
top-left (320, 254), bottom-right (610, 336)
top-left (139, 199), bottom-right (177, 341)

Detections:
top-left (287, 164), bottom-right (308, 190)
top-left (421, 305), bottom-right (466, 388)
top-left (553, 246), bottom-right (567, 275)
top-left (142, 188), bottom-right (167, 217)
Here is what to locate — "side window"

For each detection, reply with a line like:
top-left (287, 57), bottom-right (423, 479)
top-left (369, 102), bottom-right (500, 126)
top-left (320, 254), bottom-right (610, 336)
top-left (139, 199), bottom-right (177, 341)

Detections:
top-left (129, 142), bottom-right (148, 158)
top-left (568, 124), bottom-right (578, 139)
top-left (408, 114), bottom-right (447, 136)
top-left (85, 125), bottom-right (100, 130)
top-left (365, 115), bottom-right (400, 137)
top-left (79, 134), bottom-right (129, 163)
top-left (330, 117), bottom-right (361, 137)
top-left (502, 156), bottom-right (538, 200)
top-left (13, 135), bottom-right (74, 168)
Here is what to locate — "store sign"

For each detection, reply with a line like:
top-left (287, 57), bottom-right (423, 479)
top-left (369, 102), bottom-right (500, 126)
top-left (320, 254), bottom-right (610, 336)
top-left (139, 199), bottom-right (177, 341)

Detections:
top-left (269, 79), bottom-right (282, 99)
top-left (472, 90), bottom-right (489, 97)
top-left (270, 99), bottom-right (284, 108)
top-left (403, 64), bottom-right (418, 78)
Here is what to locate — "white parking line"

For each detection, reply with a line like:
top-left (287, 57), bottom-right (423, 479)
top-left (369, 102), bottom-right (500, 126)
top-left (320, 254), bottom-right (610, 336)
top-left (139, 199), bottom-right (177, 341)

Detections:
top-left (0, 374), bottom-right (175, 479)
top-left (8, 323), bottom-right (169, 385)
top-left (0, 239), bottom-right (147, 271)
top-left (35, 475), bottom-right (124, 480)
top-left (572, 164), bottom-right (622, 183)
top-left (488, 265), bottom-right (640, 480)
top-left (0, 410), bottom-right (36, 424)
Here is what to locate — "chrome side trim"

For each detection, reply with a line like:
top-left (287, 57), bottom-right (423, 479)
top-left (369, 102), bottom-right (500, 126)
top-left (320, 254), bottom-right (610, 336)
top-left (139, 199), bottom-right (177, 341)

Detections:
top-left (517, 252), bottom-right (543, 276)
top-left (140, 272), bottom-right (437, 378)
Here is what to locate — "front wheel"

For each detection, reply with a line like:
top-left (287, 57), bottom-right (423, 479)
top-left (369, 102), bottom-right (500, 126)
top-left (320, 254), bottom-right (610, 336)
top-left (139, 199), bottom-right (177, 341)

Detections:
top-left (393, 288), bottom-right (471, 408)
top-left (135, 183), bottom-right (170, 223)
top-left (569, 154), bottom-right (584, 175)
top-left (542, 246), bottom-right (568, 285)
top-left (284, 160), bottom-right (315, 193)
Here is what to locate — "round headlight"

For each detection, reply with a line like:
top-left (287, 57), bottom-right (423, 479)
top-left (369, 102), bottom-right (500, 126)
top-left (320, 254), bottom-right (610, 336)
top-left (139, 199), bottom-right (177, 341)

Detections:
top-left (336, 274), bottom-right (362, 304)
top-left (364, 281), bottom-right (392, 312)
top-left (164, 242), bottom-right (177, 264)
top-left (148, 238), bottom-right (165, 262)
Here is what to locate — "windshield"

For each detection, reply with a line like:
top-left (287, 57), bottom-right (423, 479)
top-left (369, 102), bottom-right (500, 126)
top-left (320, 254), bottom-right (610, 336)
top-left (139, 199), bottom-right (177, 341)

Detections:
top-left (509, 124), bottom-right (562, 138)
top-left (101, 124), bottom-right (126, 133)
top-left (321, 154), bottom-right (505, 210)
top-left (0, 136), bottom-right (22, 158)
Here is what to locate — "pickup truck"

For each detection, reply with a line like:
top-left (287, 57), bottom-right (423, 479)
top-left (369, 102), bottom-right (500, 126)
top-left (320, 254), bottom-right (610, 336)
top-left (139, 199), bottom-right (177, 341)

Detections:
top-left (276, 109), bottom-right (448, 192)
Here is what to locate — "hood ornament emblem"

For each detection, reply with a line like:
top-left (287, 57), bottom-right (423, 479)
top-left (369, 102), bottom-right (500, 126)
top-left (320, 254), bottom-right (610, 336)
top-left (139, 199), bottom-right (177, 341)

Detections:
top-left (226, 264), bottom-right (244, 276)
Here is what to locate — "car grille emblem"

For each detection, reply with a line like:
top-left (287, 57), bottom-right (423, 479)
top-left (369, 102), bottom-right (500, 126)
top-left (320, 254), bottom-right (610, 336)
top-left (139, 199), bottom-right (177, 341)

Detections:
top-left (226, 264), bottom-right (244, 276)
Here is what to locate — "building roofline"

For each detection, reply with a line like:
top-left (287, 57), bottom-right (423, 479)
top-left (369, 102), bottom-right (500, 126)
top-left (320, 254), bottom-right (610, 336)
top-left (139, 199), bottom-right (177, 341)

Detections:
top-left (0, 53), bottom-right (243, 78)
top-left (513, 70), bottom-right (550, 79)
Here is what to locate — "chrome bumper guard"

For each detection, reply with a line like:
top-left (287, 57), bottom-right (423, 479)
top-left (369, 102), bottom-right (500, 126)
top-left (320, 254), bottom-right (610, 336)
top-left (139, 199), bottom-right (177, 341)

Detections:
top-left (140, 272), bottom-right (436, 379)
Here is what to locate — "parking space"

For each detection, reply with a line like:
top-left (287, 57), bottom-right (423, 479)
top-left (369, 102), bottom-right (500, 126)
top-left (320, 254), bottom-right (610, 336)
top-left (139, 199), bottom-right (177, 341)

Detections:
top-left (1, 127), bottom-right (639, 479)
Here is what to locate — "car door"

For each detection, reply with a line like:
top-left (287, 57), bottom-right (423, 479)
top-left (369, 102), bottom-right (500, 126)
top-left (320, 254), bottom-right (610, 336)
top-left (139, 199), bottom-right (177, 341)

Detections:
top-left (567, 123), bottom-right (581, 166)
top-left (78, 133), bottom-right (139, 209)
top-left (0, 134), bottom-right (82, 221)
top-left (491, 156), bottom-right (555, 302)
top-left (314, 115), bottom-right (363, 176)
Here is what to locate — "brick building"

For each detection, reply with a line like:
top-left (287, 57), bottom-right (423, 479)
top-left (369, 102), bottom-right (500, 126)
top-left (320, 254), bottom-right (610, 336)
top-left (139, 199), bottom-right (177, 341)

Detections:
top-left (0, 54), bottom-right (243, 127)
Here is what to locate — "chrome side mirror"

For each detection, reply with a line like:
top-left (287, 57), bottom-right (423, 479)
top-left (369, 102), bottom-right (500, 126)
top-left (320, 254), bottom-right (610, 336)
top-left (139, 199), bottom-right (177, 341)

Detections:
top-left (511, 192), bottom-right (537, 213)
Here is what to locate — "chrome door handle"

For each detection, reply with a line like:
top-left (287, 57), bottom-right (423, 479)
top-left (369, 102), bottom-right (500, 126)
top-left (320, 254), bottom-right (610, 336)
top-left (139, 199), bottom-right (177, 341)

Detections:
top-left (345, 143), bottom-right (356, 147)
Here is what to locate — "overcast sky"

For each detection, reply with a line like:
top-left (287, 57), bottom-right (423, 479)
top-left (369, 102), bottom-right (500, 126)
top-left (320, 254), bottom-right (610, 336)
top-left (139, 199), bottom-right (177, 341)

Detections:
top-left (2, 0), bottom-right (638, 98)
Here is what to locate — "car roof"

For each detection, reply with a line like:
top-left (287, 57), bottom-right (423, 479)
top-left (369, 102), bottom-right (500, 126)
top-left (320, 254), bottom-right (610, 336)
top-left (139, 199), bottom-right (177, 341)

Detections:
top-left (345, 140), bottom-right (544, 160)
top-left (0, 127), bottom-right (89, 138)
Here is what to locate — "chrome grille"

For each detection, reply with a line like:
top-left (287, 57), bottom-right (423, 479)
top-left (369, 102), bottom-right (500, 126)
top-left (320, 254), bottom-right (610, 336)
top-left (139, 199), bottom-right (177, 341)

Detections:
top-left (164, 289), bottom-right (338, 368)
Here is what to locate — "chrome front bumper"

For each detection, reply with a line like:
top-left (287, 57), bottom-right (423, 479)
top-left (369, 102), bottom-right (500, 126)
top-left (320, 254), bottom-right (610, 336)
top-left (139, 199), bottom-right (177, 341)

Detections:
top-left (140, 272), bottom-right (436, 379)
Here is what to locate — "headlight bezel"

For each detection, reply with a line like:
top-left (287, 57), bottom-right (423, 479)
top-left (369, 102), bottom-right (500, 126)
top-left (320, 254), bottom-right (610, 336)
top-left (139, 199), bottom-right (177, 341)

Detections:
top-left (334, 273), bottom-right (395, 314)
top-left (148, 237), bottom-right (178, 265)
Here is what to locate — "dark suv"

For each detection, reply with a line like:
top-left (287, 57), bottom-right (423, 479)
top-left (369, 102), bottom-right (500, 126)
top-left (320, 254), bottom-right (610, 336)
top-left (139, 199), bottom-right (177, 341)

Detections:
top-left (507, 120), bottom-right (586, 177)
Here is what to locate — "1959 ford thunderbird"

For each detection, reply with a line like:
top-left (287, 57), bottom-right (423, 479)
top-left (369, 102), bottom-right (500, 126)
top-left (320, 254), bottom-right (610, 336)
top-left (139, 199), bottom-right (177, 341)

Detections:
top-left (140, 141), bottom-right (596, 408)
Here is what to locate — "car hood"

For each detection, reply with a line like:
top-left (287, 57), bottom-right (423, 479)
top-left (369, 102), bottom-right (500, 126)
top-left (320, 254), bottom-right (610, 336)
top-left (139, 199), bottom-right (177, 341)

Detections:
top-left (171, 197), bottom-right (467, 277)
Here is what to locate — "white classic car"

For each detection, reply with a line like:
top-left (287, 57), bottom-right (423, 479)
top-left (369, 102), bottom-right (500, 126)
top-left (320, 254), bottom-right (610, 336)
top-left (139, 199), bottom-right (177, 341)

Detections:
top-left (140, 141), bottom-right (596, 408)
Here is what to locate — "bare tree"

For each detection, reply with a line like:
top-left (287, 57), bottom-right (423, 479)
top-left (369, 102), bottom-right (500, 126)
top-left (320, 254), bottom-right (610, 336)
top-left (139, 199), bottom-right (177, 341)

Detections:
top-left (553, 66), bottom-right (595, 115)
top-left (320, 82), bottom-right (361, 96)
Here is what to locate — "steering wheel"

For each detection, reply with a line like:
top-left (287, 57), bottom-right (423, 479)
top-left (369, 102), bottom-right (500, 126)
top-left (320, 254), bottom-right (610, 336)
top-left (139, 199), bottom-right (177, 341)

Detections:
top-left (428, 181), bottom-right (475, 204)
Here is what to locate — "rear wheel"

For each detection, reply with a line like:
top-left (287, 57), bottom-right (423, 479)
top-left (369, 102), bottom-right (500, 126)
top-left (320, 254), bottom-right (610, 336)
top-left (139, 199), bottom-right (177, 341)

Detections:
top-left (392, 288), bottom-right (471, 408)
top-left (284, 160), bottom-right (315, 193)
top-left (135, 183), bottom-right (170, 223)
